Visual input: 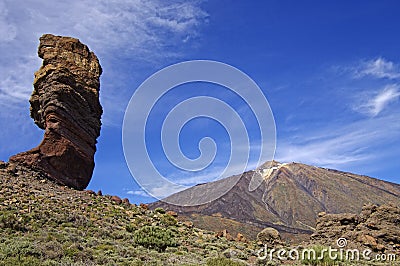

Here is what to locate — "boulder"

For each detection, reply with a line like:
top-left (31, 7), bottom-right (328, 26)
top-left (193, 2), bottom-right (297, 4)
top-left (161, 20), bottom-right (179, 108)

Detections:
top-left (122, 198), bottom-right (130, 205)
top-left (311, 204), bottom-right (400, 252)
top-left (257, 227), bottom-right (281, 245)
top-left (236, 232), bottom-right (247, 243)
top-left (183, 221), bottom-right (194, 228)
top-left (111, 196), bottom-right (122, 205)
top-left (140, 203), bottom-right (149, 210)
top-left (0, 161), bottom-right (7, 169)
top-left (215, 229), bottom-right (234, 241)
top-left (166, 210), bottom-right (178, 217)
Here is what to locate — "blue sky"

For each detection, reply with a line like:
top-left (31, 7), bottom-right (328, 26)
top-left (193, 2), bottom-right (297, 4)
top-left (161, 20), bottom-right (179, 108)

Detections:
top-left (0, 1), bottom-right (399, 204)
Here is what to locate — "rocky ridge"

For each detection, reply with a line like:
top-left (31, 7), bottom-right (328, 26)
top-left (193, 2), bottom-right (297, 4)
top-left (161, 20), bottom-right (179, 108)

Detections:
top-left (311, 204), bottom-right (400, 253)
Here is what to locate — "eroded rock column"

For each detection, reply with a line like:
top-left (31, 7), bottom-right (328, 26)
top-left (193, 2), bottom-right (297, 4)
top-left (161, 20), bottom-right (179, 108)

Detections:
top-left (10, 34), bottom-right (103, 190)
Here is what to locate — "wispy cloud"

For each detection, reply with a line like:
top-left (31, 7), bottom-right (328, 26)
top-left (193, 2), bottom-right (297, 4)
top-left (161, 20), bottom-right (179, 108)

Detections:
top-left (275, 114), bottom-right (400, 169)
top-left (354, 85), bottom-right (400, 117)
top-left (0, 0), bottom-right (208, 159)
top-left (278, 57), bottom-right (400, 177)
top-left (164, 164), bottom-right (242, 187)
top-left (147, 182), bottom-right (186, 199)
top-left (0, 55), bottom-right (40, 104)
top-left (127, 189), bottom-right (151, 198)
top-left (0, 0), bottom-right (208, 105)
top-left (354, 57), bottom-right (400, 79)
top-left (0, 1), bottom-right (17, 42)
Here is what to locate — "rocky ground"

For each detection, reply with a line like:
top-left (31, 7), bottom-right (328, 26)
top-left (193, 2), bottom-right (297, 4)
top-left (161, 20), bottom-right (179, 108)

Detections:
top-left (311, 204), bottom-right (400, 257)
top-left (0, 162), bottom-right (261, 265)
top-left (1, 161), bottom-right (399, 265)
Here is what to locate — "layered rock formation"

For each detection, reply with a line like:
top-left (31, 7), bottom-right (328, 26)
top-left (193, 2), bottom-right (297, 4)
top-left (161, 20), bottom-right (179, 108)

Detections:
top-left (9, 34), bottom-right (102, 190)
top-left (311, 204), bottom-right (400, 252)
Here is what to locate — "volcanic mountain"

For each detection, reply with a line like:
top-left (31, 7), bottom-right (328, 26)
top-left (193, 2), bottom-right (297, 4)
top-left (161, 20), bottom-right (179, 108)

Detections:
top-left (150, 161), bottom-right (400, 241)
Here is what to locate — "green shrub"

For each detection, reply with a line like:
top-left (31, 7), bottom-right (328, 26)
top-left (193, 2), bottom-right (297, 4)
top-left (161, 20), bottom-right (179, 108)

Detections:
top-left (133, 225), bottom-right (177, 252)
top-left (206, 257), bottom-right (246, 266)
top-left (0, 256), bottom-right (42, 266)
top-left (66, 213), bottom-right (90, 227)
top-left (154, 208), bottom-right (166, 214)
top-left (126, 223), bottom-right (136, 233)
top-left (0, 212), bottom-right (26, 231)
top-left (0, 238), bottom-right (41, 263)
top-left (301, 245), bottom-right (342, 266)
top-left (38, 240), bottom-right (63, 260)
top-left (160, 214), bottom-right (178, 226)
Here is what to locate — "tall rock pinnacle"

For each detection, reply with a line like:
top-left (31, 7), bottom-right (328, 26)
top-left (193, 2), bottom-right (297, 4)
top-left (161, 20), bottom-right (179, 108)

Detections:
top-left (9, 34), bottom-right (103, 190)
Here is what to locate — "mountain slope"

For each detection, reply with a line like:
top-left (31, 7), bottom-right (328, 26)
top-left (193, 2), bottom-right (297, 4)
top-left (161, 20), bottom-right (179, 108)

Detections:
top-left (0, 161), bottom-right (260, 265)
top-left (150, 162), bottom-right (400, 241)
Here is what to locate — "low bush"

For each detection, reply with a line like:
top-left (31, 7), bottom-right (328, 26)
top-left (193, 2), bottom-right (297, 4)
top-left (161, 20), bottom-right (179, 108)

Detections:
top-left (0, 211), bottom-right (26, 231)
top-left (154, 208), bottom-right (166, 214)
top-left (206, 257), bottom-right (246, 266)
top-left (301, 245), bottom-right (343, 266)
top-left (125, 223), bottom-right (136, 233)
top-left (160, 214), bottom-right (178, 226)
top-left (133, 225), bottom-right (177, 252)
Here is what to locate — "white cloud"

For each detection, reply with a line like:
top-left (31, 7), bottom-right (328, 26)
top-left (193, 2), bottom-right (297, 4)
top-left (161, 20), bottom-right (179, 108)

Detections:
top-left (127, 190), bottom-right (151, 197)
top-left (0, 0), bottom-right (207, 159)
top-left (277, 58), bottom-right (400, 177)
top-left (275, 114), bottom-right (400, 169)
top-left (0, 1), bottom-right (17, 42)
top-left (0, 55), bottom-right (40, 104)
top-left (354, 57), bottom-right (400, 79)
top-left (0, 0), bottom-right (208, 159)
top-left (164, 164), bottom-right (240, 187)
top-left (148, 182), bottom-right (186, 199)
top-left (354, 85), bottom-right (400, 117)
top-left (0, 0), bottom-right (207, 105)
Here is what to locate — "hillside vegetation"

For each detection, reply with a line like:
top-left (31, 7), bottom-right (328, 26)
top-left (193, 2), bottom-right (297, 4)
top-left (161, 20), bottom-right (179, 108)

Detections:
top-left (0, 162), bottom-right (258, 265)
top-left (1, 162), bottom-right (397, 265)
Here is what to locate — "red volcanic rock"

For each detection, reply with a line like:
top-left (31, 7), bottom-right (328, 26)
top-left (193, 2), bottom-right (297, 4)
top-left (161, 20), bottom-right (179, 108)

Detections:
top-left (311, 204), bottom-right (400, 252)
top-left (166, 210), bottom-right (178, 217)
top-left (84, 190), bottom-right (96, 196)
top-left (215, 229), bottom-right (234, 241)
top-left (140, 203), bottom-right (149, 210)
top-left (182, 221), bottom-right (193, 228)
top-left (236, 233), bottom-right (248, 243)
top-left (111, 196), bottom-right (122, 205)
top-left (9, 34), bottom-right (102, 190)
top-left (122, 198), bottom-right (130, 205)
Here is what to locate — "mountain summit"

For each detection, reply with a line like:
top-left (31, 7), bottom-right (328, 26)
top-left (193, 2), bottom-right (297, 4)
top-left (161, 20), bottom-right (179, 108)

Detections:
top-left (151, 162), bottom-right (400, 241)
